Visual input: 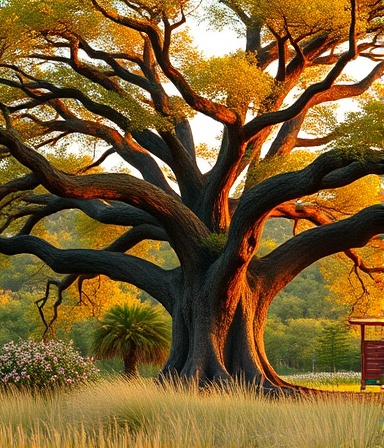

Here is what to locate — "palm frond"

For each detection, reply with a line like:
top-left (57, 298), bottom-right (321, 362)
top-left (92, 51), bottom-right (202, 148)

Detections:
top-left (91, 302), bottom-right (171, 369)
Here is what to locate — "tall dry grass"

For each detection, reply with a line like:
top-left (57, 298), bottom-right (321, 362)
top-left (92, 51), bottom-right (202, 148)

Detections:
top-left (0, 376), bottom-right (382, 447)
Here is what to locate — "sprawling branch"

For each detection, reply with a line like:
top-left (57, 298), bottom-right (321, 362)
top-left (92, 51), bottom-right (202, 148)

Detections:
top-left (33, 104), bottom-right (176, 196)
top-left (39, 30), bottom-right (154, 91)
top-left (0, 129), bottom-right (209, 267)
top-left (0, 76), bottom-right (131, 131)
top-left (243, 0), bottom-right (358, 141)
top-left (18, 195), bottom-right (161, 235)
top-left (35, 222), bottom-right (172, 335)
top-left (1, 56), bottom-right (203, 204)
top-left (35, 29), bottom-right (177, 116)
top-left (344, 248), bottom-right (384, 278)
top-left (271, 201), bottom-right (337, 226)
top-left (244, 51), bottom-right (357, 140)
top-left (259, 205), bottom-right (384, 299)
top-left (0, 234), bottom-right (177, 310)
top-left (221, 149), bottom-right (384, 281)
top-left (0, 173), bottom-right (40, 199)
top-left (271, 202), bottom-right (384, 284)
top-left (91, 0), bottom-right (239, 126)
top-left (267, 60), bottom-right (384, 157)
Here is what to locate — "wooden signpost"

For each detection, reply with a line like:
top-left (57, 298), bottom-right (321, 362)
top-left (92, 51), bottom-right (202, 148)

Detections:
top-left (348, 317), bottom-right (384, 391)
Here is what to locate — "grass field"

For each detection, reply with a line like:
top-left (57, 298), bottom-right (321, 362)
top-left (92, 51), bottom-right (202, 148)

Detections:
top-left (0, 375), bottom-right (383, 448)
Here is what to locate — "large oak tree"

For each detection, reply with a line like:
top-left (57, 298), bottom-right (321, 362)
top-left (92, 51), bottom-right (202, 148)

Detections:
top-left (1, 0), bottom-right (384, 390)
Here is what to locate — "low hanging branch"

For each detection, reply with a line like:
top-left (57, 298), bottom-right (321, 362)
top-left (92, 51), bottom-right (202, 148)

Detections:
top-left (35, 279), bottom-right (64, 339)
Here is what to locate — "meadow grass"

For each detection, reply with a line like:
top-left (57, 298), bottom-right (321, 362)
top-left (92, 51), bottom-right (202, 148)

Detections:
top-left (0, 375), bottom-right (383, 448)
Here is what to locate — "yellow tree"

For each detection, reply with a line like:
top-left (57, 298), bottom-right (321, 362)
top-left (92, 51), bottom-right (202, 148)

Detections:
top-left (36, 211), bottom-right (166, 334)
top-left (1, 0), bottom-right (384, 392)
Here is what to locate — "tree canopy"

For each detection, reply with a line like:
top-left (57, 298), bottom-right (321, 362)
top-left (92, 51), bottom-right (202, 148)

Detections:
top-left (1, 0), bottom-right (384, 389)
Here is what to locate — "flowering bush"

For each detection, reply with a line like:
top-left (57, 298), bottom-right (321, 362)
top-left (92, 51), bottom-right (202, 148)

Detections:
top-left (0, 339), bottom-right (100, 391)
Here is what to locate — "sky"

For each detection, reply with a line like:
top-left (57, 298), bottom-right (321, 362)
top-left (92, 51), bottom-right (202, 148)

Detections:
top-left (189, 22), bottom-right (243, 58)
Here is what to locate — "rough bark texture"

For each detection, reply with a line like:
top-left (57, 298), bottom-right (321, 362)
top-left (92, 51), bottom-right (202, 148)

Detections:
top-left (0, 0), bottom-right (384, 392)
top-left (123, 348), bottom-right (139, 377)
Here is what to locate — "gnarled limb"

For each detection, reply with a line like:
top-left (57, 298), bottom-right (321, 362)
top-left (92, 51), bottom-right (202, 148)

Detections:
top-left (258, 205), bottom-right (384, 301)
top-left (268, 60), bottom-right (384, 158)
top-left (224, 149), bottom-right (384, 279)
top-left (243, 0), bottom-right (358, 141)
top-left (35, 279), bottom-right (62, 338)
top-left (34, 222), bottom-right (171, 335)
top-left (31, 104), bottom-right (177, 195)
top-left (344, 248), bottom-right (384, 278)
top-left (91, 0), bottom-right (240, 126)
top-left (0, 129), bottom-right (209, 267)
top-left (0, 65), bottom-right (131, 130)
top-left (272, 202), bottom-right (384, 296)
top-left (0, 234), bottom-right (178, 311)
top-left (21, 195), bottom-right (161, 229)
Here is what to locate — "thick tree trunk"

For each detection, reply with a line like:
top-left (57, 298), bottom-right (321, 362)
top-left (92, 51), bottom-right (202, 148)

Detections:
top-left (161, 274), bottom-right (292, 391)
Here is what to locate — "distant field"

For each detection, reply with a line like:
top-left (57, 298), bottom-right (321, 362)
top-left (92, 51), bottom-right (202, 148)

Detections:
top-left (283, 371), bottom-right (382, 392)
top-left (0, 375), bottom-right (382, 448)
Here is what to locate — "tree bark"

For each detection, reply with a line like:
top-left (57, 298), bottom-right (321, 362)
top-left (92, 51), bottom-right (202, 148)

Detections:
top-left (123, 348), bottom-right (139, 377)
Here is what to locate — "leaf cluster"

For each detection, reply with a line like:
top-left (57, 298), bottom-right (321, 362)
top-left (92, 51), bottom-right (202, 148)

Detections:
top-left (301, 104), bottom-right (339, 136)
top-left (184, 51), bottom-right (274, 111)
top-left (97, 0), bottom-right (188, 22)
top-left (320, 249), bottom-right (384, 317)
top-left (248, 149), bottom-right (317, 185)
top-left (255, 0), bottom-right (351, 38)
top-left (332, 100), bottom-right (384, 153)
top-left (0, 0), bottom-right (94, 37)
top-left (205, 0), bottom-right (353, 41)
top-left (202, 232), bottom-right (228, 256)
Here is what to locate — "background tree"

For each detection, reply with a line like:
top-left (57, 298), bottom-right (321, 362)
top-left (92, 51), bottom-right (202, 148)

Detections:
top-left (0, 289), bottom-right (39, 345)
top-left (265, 317), bottom-right (323, 372)
top-left (0, 0), bottom-right (384, 390)
top-left (316, 321), bottom-right (359, 372)
top-left (91, 302), bottom-right (171, 376)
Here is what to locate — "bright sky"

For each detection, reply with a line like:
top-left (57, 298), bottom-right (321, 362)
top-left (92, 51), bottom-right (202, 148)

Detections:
top-left (189, 22), bottom-right (243, 57)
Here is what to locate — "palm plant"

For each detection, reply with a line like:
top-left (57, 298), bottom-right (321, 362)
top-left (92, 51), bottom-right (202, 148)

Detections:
top-left (91, 302), bottom-right (171, 376)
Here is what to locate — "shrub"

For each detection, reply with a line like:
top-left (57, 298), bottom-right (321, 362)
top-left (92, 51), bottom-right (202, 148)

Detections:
top-left (0, 339), bottom-right (100, 391)
top-left (92, 303), bottom-right (171, 376)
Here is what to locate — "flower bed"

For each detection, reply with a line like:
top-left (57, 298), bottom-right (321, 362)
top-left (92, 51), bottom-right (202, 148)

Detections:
top-left (0, 339), bottom-right (99, 391)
